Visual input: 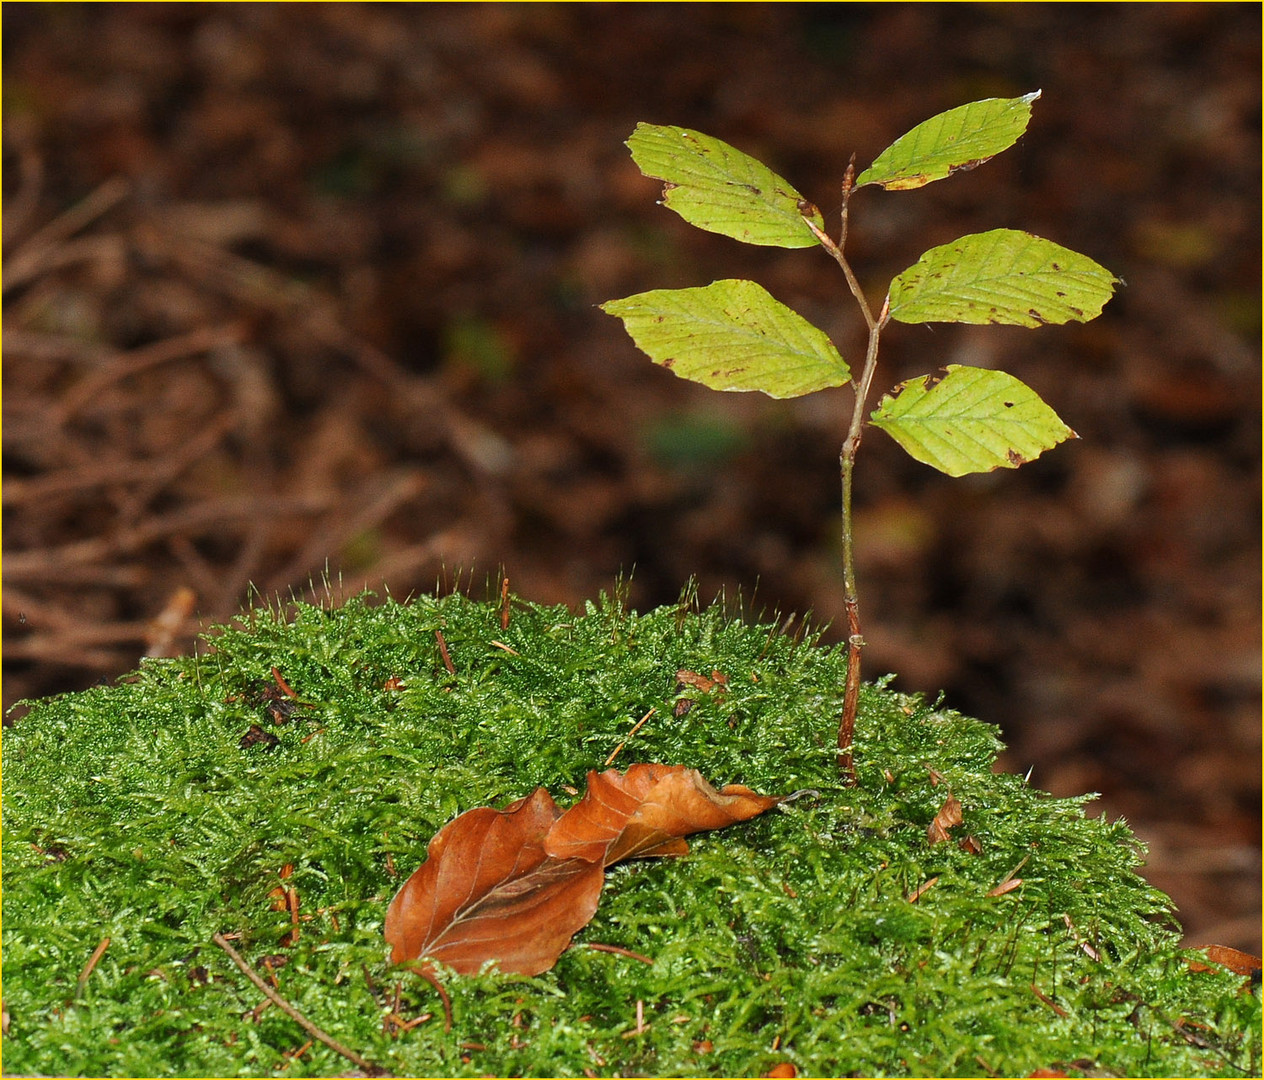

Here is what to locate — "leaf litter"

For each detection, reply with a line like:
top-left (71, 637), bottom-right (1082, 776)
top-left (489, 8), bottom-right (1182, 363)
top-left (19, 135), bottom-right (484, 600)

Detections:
top-left (385, 763), bottom-right (786, 976)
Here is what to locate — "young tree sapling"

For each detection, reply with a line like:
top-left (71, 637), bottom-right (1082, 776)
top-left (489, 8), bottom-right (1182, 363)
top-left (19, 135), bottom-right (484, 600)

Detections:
top-left (602, 92), bottom-right (1118, 782)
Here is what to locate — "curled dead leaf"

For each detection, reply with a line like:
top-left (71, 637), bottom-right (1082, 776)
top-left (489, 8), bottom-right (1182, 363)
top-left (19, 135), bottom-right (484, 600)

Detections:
top-left (927, 792), bottom-right (963, 845)
top-left (545, 763), bottom-right (784, 866)
top-left (1188, 944), bottom-right (1262, 992)
top-left (384, 788), bottom-right (604, 976)
top-left (1197, 944), bottom-right (1262, 977)
top-left (386, 765), bottom-right (784, 977)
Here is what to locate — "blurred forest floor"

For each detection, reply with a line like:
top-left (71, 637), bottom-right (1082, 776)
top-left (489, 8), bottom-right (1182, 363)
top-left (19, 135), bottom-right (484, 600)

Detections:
top-left (3, 4), bottom-right (1259, 951)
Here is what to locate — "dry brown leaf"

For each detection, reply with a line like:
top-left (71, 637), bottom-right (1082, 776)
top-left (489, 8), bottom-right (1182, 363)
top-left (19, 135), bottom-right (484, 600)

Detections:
top-left (384, 787), bottom-right (604, 976)
top-left (385, 765), bottom-right (784, 977)
top-left (927, 792), bottom-right (963, 845)
top-left (675, 668), bottom-right (728, 694)
top-left (545, 763), bottom-right (784, 866)
top-left (1189, 944), bottom-right (1262, 978)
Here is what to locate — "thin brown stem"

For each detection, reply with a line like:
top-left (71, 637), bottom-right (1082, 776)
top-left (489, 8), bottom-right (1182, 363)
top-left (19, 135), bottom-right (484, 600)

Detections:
top-left (836, 319), bottom-right (880, 782)
top-left (75, 936), bottom-right (111, 997)
top-left (212, 932), bottom-right (391, 1076)
top-left (585, 942), bottom-right (656, 965)
top-left (408, 965), bottom-right (454, 1032)
top-left (804, 175), bottom-right (892, 783)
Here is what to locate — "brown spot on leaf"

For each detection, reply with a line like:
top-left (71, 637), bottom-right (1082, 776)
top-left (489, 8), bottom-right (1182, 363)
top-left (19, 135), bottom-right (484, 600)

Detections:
top-left (947, 156), bottom-right (992, 175)
top-left (881, 174), bottom-right (932, 191)
top-left (1007, 448), bottom-right (1028, 466)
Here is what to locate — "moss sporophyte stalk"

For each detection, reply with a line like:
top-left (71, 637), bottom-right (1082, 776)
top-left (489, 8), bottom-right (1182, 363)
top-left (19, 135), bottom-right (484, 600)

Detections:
top-left (4, 98), bottom-right (1258, 1078)
top-left (601, 92), bottom-right (1117, 782)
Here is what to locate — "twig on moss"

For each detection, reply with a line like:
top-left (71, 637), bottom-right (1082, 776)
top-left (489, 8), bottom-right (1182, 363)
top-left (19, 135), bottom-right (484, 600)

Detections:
top-left (212, 931), bottom-right (391, 1077)
top-left (603, 707), bottom-right (656, 767)
top-left (271, 666), bottom-right (299, 698)
top-left (585, 942), bottom-right (655, 965)
top-left (406, 965), bottom-right (454, 1033)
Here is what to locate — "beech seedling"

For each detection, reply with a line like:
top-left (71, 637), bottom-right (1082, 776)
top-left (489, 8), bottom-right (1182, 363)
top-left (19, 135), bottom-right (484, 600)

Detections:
top-left (602, 92), bottom-right (1118, 781)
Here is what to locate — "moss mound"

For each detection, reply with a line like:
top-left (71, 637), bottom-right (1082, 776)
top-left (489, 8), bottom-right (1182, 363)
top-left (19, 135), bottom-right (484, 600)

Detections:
top-left (4, 591), bottom-right (1257, 1077)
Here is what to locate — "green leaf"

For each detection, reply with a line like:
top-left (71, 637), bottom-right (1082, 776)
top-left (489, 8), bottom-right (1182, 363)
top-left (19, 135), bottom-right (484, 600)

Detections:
top-left (856, 92), bottom-right (1041, 191)
top-left (626, 123), bottom-right (824, 248)
top-left (887, 229), bottom-right (1118, 328)
top-left (601, 279), bottom-right (849, 398)
top-left (870, 364), bottom-right (1075, 477)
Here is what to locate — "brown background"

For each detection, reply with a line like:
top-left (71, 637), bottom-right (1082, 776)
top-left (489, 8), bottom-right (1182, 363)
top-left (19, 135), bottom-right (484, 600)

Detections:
top-left (4, 4), bottom-right (1259, 951)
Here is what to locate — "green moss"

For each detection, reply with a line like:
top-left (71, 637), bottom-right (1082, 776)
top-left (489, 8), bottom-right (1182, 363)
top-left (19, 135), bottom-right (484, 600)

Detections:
top-left (4, 591), bottom-right (1257, 1077)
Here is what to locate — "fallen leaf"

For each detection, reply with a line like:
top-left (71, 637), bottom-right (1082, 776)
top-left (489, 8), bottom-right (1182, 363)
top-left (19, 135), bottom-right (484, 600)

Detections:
top-left (1189, 944), bottom-right (1262, 991)
top-left (675, 669), bottom-right (728, 694)
top-left (386, 765), bottom-right (784, 977)
top-left (384, 787), bottom-right (605, 976)
top-left (545, 763), bottom-right (784, 866)
top-left (927, 792), bottom-right (963, 845)
top-left (1198, 944), bottom-right (1262, 977)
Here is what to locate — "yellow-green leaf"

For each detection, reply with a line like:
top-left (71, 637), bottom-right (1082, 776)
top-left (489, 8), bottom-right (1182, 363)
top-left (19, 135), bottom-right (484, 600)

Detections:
top-left (856, 92), bottom-right (1040, 191)
top-left (870, 365), bottom-right (1076, 477)
top-left (887, 229), bottom-right (1118, 327)
top-left (602, 279), bottom-right (849, 398)
top-left (627, 123), bottom-right (824, 248)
